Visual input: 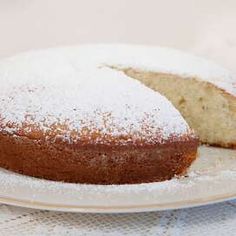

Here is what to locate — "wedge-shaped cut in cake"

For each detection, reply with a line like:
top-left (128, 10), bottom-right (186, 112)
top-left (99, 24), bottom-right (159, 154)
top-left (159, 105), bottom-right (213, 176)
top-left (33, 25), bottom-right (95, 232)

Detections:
top-left (74, 44), bottom-right (235, 148)
top-left (123, 68), bottom-right (236, 148)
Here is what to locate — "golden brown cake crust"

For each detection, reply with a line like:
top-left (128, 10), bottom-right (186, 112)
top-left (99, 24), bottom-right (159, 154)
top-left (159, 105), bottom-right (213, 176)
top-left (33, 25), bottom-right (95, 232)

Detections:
top-left (0, 132), bottom-right (198, 184)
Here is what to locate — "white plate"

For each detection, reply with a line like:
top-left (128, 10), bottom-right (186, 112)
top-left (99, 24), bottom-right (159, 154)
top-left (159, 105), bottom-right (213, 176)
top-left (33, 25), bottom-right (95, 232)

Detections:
top-left (0, 146), bottom-right (235, 213)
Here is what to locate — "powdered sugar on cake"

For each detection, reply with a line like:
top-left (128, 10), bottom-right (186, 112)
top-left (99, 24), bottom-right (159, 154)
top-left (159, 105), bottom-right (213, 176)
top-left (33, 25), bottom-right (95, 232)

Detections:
top-left (2, 44), bottom-right (235, 95)
top-left (0, 54), bottom-right (191, 145)
top-left (0, 44), bottom-right (234, 145)
top-left (67, 44), bottom-right (236, 96)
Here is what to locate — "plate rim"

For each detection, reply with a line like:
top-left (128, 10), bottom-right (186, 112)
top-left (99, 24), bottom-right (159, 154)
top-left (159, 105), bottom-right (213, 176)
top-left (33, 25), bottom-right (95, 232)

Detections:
top-left (0, 192), bottom-right (235, 213)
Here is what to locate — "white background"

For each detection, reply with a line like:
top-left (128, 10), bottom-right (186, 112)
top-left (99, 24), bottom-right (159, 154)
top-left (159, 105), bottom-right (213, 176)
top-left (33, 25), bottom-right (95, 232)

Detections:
top-left (0, 0), bottom-right (235, 73)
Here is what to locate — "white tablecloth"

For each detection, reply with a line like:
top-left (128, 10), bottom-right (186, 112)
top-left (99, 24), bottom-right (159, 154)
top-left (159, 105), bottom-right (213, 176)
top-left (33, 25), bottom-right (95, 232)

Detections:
top-left (0, 200), bottom-right (235, 235)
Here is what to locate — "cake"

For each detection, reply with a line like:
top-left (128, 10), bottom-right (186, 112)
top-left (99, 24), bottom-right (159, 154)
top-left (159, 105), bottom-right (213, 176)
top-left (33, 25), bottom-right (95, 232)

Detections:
top-left (0, 45), bottom-right (200, 184)
top-left (0, 44), bottom-right (234, 184)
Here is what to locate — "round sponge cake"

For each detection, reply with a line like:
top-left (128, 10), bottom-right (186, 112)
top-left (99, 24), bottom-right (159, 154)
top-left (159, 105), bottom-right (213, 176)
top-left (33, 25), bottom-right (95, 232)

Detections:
top-left (0, 45), bottom-right (201, 184)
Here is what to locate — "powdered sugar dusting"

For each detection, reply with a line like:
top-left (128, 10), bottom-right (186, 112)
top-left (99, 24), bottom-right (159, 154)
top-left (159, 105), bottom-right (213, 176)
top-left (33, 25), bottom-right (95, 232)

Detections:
top-left (1, 44), bottom-right (233, 145)
top-left (0, 47), bottom-right (192, 145)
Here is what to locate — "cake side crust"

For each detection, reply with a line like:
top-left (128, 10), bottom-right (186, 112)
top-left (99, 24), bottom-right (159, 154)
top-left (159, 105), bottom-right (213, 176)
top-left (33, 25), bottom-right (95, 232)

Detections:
top-left (0, 133), bottom-right (198, 184)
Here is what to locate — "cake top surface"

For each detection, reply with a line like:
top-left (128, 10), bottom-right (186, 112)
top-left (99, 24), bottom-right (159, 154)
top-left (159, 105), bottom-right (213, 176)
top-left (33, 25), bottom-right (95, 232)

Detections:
top-left (1, 43), bottom-right (233, 145)
top-left (0, 46), bottom-right (194, 145)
